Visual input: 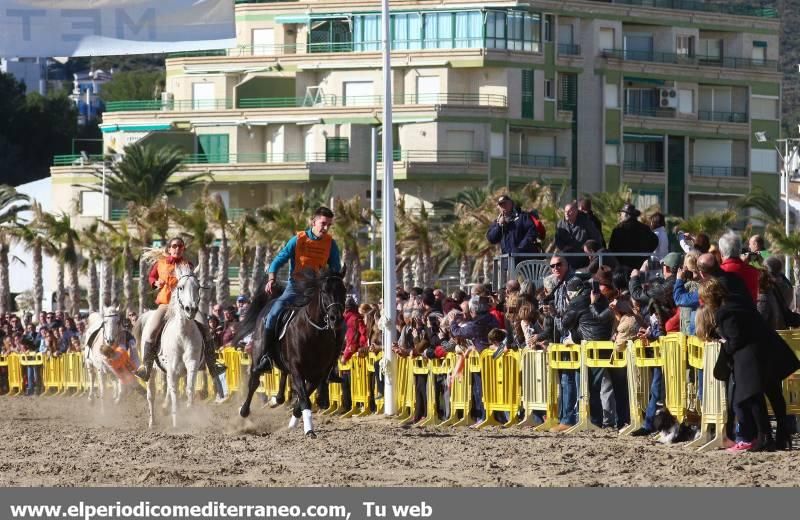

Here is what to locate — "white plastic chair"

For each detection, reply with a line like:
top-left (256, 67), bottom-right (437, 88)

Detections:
top-left (513, 260), bottom-right (550, 289)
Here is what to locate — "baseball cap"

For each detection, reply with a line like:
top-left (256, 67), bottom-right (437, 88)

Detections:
top-left (236, 295), bottom-right (249, 303)
top-left (662, 252), bottom-right (683, 270)
top-left (497, 194), bottom-right (513, 205)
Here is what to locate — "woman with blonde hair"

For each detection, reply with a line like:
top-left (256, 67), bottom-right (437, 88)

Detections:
top-left (699, 277), bottom-right (800, 451)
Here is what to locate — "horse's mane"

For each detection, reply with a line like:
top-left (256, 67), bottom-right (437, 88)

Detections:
top-left (165, 263), bottom-right (195, 322)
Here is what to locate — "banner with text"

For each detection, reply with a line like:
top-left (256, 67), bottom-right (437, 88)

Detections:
top-left (0, 0), bottom-right (235, 57)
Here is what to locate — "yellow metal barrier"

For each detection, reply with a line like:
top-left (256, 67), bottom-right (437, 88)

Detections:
top-left (662, 333), bottom-right (688, 424)
top-left (398, 356), bottom-right (428, 426)
top-left (520, 349), bottom-right (550, 427)
top-left (441, 352), bottom-right (475, 427)
top-left (323, 358), bottom-right (352, 415)
top-left (392, 355), bottom-right (411, 419)
top-left (777, 331), bottom-right (800, 416)
top-left (343, 355), bottom-right (371, 418)
top-left (42, 354), bottom-right (65, 395)
top-left (1, 353), bottom-right (24, 395)
top-left (418, 354), bottom-right (455, 427)
top-left (537, 343), bottom-right (580, 431)
top-left (19, 353), bottom-right (44, 396)
top-left (620, 338), bottom-right (663, 435)
top-left (686, 341), bottom-right (729, 452)
top-left (221, 347), bottom-right (243, 395)
top-left (367, 351), bottom-right (384, 413)
top-left (565, 342), bottom-right (617, 433)
top-left (474, 349), bottom-right (521, 428)
top-left (61, 352), bottom-right (85, 396)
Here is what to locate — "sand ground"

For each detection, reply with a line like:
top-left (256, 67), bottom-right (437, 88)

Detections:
top-left (1, 395), bottom-right (799, 487)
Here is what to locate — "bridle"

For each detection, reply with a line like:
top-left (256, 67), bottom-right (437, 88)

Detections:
top-left (175, 272), bottom-right (201, 320)
top-left (101, 312), bottom-right (120, 345)
top-left (304, 278), bottom-right (344, 331)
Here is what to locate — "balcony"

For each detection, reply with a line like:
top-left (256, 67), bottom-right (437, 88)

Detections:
top-left (624, 160), bottom-right (664, 172)
top-left (691, 165), bottom-right (748, 178)
top-left (377, 150), bottom-right (485, 163)
top-left (697, 110), bottom-right (747, 123)
top-left (509, 154), bottom-right (567, 168)
top-left (55, 152), bottom-right (345, 167)
top-left (605, 0), bottom-right (778, 18)
top-left (557, 43), bottom-right (581, 56)
top-left (104, 93), bottom-right (508, 113)
top-left (624, 104), bottom-right (675, 118)
top-left (109, 207), bottom-right (250, 222)
top-left (602, 49), bottom-right (778, 71)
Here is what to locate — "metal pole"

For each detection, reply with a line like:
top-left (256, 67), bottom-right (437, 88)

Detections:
top-left (370, 126), bottom-right (377, 271)
top-left (99, 161), bottom-right (107, 309)
top-left (786, 140), bottom-right (791, 279)
top-left (380, 0), bottom-right (397, 416)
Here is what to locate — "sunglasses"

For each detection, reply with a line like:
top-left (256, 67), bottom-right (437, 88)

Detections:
top-left (550, 263), bottom-right (564, 269)
top-left (169, 244), bottom-right (184, 249)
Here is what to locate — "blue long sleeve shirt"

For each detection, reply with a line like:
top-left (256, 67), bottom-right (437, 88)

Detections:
top-left (673, 279), bottom-right (699, 309)
top-left (268, 228), bottom-right (341, 279)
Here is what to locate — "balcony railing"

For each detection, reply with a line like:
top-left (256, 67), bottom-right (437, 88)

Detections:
top-left (53, 154), bottom-right (104, 166)
top-left (105, 93), bottom-right (508, 113)
top-left (691, 165), bottom-right (748, 178)
top-left (557, 43), bottom-right (581, 56)
top-left (509, 154), bottom-right (568, 168)
top-left (624, 160), bottom-right (664, 172)
top-left (602, 48), bottom-right (778, 71)
top-left (697, 110), bottom-right (748, 123)
top-left (623, 104), bottom-right (675, 118)
top-left (105, 99), bottom-right (233, 112)
top-left (377, 150), bottom-right (485, 163)
top-left (55, 152), bottom-right (345, 166)
top-left (606, 0), bottom-right (778, 18)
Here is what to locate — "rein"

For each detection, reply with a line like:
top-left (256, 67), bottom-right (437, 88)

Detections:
top-left (303, 281), bottom-right (344, 332)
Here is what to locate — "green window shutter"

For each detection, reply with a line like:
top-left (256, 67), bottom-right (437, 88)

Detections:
top-left (197, 134), bottom-right (229, 164)
top-left (325, 137), bottom-right (349, 162)
top-left (558, 73), bottom-right (577, 111)
top-left (521, 69), bottom-right (534, 119)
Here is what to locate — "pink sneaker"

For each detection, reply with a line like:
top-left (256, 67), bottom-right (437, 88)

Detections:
top-left (726, 441), bottom-right (753, 453)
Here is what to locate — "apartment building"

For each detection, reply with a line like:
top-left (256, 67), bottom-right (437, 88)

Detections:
top-left (50, 0), bottom-right (782, 224)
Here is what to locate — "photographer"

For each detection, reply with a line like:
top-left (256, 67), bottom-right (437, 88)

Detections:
top-left (629, 252), bottom-right (681, 307)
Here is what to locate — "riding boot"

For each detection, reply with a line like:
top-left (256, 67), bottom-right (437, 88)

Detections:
top-left (134, 341), bottom-right (157, 382)
top-left (776, 417), bottom-right (792, 451)
top-left (254, 327), bottom-right (276, 373)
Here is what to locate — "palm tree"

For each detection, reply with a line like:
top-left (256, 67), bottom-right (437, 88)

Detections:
top-left (771, 231), bottom-right (800, 292)
top-left (0, 186), bottom-right (31, 314)
top-left (673, 210), bottom-right (737, 242)
top-left (172, 187), bottom-right (215, 313)
top-left (207, 193), bottom-right (230, 307)
top-left (44, 212), bottom-right (81, 315)
top-left (438, 221), bottom-right (472, 290)
top-left (100, 220), bottom-right (137, 312)
top-left (228, 215), bottom-right (252, 298)
top-left (587, 185), bottom-right (633, 241)
top-left (12, 201), bottom-right (51, 318)
top-left (74, 143), bottom-right (209, 313)
top-left (334, 196), bottom-right (370, 291)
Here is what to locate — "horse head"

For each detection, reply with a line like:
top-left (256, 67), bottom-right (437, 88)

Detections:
top-left (101, 305), bottom-right (121, 345)
top-left (321, 267), bottom-right (347, 326)
top-left (173, 264), bottom-right (200, 321)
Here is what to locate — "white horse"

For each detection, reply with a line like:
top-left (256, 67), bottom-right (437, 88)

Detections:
top-left (141, 264), bottom-right (204, 429)
top-left (83, 306), bottom-right (126, 405)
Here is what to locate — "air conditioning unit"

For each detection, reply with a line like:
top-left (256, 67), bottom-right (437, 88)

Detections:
top-left (659, 88), bottom-right (678, 108)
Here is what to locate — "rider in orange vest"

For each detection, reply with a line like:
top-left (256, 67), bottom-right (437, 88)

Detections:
top-left (134, 237), bottom-right (226, 383)
top-left (101, 344), bottom-right (137, 386)
top-left (255, 206), bottom-right (341, 372)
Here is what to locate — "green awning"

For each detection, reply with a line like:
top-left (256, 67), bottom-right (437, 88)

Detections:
top-left (623, 76), bottom-right (665, 86)
top-left (275, 14), bottom-right (311, 24)
top-left (606, 139), bottom-right (620, 145)
top-left (623, 133), bottom-right (664, 142)
top-left (100, 123), bottom-right (173, 133)
top-left (753, 40), bottom-right (768, 48)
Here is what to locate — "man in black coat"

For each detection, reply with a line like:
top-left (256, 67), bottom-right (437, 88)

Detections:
top-left (486, 194), bottom-right (539, 255)
top-left (608, 203), bottom-right (659, 270)
top-left (554, 202), bottom-right (603, 269)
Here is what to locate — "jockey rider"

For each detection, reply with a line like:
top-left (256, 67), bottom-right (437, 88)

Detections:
top-left (134, 237), bottom-right (226, 382)
top-left (254, 206), bottom-right (341, 372)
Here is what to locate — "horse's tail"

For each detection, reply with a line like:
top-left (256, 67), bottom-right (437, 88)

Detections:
top-left (234, 277), bottom-right (272, 344)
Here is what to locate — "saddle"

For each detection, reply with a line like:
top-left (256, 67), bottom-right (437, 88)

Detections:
top-left (151, 319), bottom-right (209, 373)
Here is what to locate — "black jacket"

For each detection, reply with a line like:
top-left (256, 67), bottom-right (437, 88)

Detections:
top-left (608, 219), bottom-right (659, 270)
top-left (554, 214), bottom-right (603, 269)
top-left (561, 290), bottom-right (614, 343)
top-left (486, 208), bottom-right (539, 254)
top-left (716, 298), bottom-right (800, 405)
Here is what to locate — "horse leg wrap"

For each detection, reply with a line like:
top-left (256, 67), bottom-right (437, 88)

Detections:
top-left (288, 415), bottom-right (299, 429)
top-left (302, 409), bottom-right (313, 434)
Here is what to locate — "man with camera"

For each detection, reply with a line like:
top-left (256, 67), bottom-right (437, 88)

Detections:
top-left (487, 195), bottom-right (539, 255)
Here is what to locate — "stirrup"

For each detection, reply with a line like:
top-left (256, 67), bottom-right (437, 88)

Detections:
top-left (134, 365), bottom-right (151, 382)
top-left (254, 353), bottom-right (272, 373)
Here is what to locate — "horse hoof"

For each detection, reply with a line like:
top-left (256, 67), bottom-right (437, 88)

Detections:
top-left (305, 430), bottom-right (317, 438)
top-left (240, 406), bottom-right (251, 418)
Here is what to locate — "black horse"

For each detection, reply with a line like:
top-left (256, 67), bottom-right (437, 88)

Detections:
top-left (236, 268), bottom-right (346, 437)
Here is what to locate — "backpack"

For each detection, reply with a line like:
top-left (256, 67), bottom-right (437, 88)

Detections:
top-left (529, 211), bottom-right (546, 241)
